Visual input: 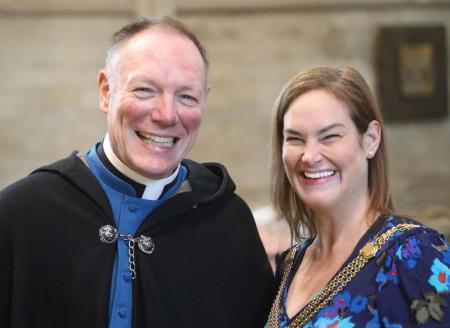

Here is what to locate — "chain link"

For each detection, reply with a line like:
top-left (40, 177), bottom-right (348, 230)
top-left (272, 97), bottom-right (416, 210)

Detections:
top-left (120, 234), bottom-right (137, 280)
top-left (267, 223), bottom-right (419, 327)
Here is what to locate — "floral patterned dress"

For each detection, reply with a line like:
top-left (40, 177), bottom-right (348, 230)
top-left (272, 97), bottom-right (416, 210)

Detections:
top-left (269, 216), bottom-right (450, 327)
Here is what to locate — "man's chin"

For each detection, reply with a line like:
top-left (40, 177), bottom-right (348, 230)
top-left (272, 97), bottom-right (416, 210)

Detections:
top-left (135, 163), bottom-right (178, 180)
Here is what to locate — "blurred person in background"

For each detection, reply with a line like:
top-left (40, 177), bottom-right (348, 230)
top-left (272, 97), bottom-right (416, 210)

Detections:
top-left (253, 205), bottom-right (292, 273)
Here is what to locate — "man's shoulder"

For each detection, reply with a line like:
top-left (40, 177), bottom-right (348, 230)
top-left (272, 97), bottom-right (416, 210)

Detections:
top-left (182, 159), bottom-right (237, 202)
top-left (182, 159), bottom-right (229, 181)
top-left (180, 159), bottom-right (254, 215)
top-left (0, 152), bottom-right (85, 202)
top-left (30, 151), bottom-right (85, 175)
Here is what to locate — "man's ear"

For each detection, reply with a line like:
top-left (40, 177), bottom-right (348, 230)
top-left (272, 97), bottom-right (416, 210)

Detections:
top-left (201, 85), bottom-right (211, 107)
top-left (98, 70), bottom-right (110, 114)
top-left (363, 120), bottom-right (381, 159)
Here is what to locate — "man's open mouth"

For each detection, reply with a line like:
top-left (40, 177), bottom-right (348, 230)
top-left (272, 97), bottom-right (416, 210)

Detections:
top-left (136, 131), bottom-right (178, 148)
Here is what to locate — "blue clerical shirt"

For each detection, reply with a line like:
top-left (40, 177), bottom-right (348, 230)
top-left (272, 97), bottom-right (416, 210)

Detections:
top-left (86, 144), bottom-right (186, 328)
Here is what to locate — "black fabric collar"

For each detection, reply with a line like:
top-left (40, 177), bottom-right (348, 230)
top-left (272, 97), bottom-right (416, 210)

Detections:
top-left (97, 142), bottom-right (146, 197)
top-left (31, 151), bottom-right (237, 231)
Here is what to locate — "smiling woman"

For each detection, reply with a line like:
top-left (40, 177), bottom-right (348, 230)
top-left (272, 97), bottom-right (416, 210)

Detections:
top-left (281, 88), bottom-right (380, 214)
top-left (272, 67), bottom-right (390, 239)
top-left (266, 66), bottom-right (450, 327)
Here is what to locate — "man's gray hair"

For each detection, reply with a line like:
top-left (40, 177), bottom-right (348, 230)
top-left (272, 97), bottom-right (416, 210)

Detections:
top-left (105, 16), bottom-right (209, 79)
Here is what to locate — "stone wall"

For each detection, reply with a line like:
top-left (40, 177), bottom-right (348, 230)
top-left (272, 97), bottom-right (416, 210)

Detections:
top-left (0, 0), bottom-right (449, 232)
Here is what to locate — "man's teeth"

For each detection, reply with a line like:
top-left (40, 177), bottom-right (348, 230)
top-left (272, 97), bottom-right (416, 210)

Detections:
top-left (304, 170), bottom-right (335, 179)
top-left (137, 132), bottom-right (175, 147)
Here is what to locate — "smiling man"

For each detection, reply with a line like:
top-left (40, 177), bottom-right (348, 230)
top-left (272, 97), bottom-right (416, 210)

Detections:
top-left (0, 16), bottom-right (274, 328)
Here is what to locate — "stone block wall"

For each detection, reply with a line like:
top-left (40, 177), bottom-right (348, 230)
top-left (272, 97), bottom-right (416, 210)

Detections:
top-left (0, 0), bottom-right (449, 232)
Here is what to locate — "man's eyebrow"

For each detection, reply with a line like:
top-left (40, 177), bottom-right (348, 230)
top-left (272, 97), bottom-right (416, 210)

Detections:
top-left (123, 77), bottom-right (153, 88)
top-left (127, 75), bottom-right (203, 92)
top-left (318, 123), bottom-right (345, 134)
top-left (177, 85), bottom-right (202, 92)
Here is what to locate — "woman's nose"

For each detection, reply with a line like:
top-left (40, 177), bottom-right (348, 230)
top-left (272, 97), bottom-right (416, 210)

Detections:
top-left (301, 141), bottom-right (322, 165)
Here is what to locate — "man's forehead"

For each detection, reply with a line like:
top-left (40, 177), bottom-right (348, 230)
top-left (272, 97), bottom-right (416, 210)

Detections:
top-left (126, 27), bottom-right (198, 56)
top-left (123, 29), bottom-right (206, 81)
top-left (107, 26), bottom-right (208, 88)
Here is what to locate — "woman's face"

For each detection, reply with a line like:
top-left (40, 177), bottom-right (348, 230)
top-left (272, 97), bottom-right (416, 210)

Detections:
top-left (282, 89), bottom-right (379, 213)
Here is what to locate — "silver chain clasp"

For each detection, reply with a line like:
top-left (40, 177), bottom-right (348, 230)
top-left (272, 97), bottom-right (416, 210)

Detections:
top-left (99, 225), bottom-right (156, 280)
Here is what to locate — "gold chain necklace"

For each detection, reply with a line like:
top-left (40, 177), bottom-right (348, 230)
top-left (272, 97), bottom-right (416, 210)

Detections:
top-left (267, 223), bottom-right (420, 328)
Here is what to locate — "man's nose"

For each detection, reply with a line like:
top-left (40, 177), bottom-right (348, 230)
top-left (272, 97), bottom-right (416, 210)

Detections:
top-left (149, 95), bottom-right (177, 126)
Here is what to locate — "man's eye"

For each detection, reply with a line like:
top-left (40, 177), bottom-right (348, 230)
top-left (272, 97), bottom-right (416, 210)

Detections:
top-left (133, 88), bottom-right (155, 98)
top-left (178, 94), bottom-right (199, 107)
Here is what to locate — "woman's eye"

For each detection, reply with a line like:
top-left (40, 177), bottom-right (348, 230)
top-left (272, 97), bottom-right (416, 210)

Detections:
top-left (323, 134), bottom-right (341, 141)
top-left (284, 136), bottom-right (304, 144)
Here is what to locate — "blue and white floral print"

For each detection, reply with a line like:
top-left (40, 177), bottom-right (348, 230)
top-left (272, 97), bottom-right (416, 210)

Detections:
top-left (271, 216), bottom-right (450, 327)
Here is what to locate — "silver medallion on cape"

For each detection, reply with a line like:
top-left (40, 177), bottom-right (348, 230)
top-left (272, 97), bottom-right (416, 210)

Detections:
top-left (99, 225), bottom-right (118, 243)
top-left (137, 235), bottom-right (156, 254)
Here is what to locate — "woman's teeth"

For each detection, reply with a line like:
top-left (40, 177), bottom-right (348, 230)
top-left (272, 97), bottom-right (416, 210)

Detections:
top-left (304, 170), bottom-right (335, 179)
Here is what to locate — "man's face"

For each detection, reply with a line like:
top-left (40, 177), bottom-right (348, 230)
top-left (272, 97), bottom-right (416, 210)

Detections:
top-left (98, 27), bottom-right (209, 179)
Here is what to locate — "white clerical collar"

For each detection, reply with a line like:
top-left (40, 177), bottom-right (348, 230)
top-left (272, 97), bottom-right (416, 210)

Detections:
top-left (103, 133), bottom-right (180, 200)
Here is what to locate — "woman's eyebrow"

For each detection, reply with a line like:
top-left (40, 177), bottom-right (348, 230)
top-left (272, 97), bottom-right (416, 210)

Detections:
top-left (318, 123), bottom-right (345, 135)
top-left (283, 128), bottom-right (303, 136)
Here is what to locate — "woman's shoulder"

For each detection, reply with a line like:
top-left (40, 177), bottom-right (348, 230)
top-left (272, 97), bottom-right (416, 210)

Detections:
top-left (375, 215), bottom-right (447, 246)
top-left (373, 215), bottom-right (450, 325)
top-left (374, 215), bottom-right (448, 264)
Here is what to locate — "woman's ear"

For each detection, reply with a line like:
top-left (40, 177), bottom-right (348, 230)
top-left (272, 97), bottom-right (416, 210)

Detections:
top-left (98, 70), bottom-right (110, 114)
top-left (363, 120), bottom-right (381, 159)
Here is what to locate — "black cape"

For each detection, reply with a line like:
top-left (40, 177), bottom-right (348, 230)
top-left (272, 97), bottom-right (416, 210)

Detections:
top-left (0, 152), bottom-right (274, 328)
